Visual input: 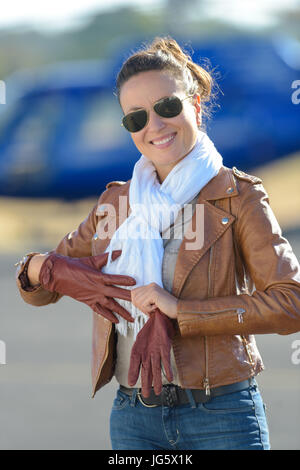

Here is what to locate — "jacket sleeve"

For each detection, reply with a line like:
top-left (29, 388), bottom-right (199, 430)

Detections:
top-left (16, 201), bottom-right (98, 307)
top-left (177, 182), bottom-right (300, 337)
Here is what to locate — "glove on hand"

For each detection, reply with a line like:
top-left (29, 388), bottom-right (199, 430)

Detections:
top-left (128, 308), bottom-right (176, 398)
top-left (39, 250), bottom-right (136, 323)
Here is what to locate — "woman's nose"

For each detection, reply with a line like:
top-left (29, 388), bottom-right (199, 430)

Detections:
top-left (147, 109), bottom-right (166, 132)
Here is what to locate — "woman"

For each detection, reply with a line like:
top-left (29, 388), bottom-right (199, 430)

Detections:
top-left (16, 37), bottom-right (300, 450)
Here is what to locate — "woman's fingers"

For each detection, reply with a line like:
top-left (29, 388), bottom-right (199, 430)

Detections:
top-left (101, 273), bottom-right (136, 287)
top-left (111, 250), bottom-right (123, 262)
top-left (94, 303), bottom-right (119, 323)
top-left (141, 359), bottom-right (152, 398)
top-left (128, 349), bottom-right (142, 387)
top-left (81, 252), bottom-right (137, 288)
top-left (107, 298), bottom-right (134, 322)
top-left (160, 346), bottom-right (174, 384)
top-left (131, 287), bottom-right (158, 312)
top-left (86, 250), bottom-right (131, 270)
top-left (104, 285), bottom-right (133, 302)
top-left (131, 290), bottom-right (156, 313)
top-left (91, 250), bottom-right (122, 269)
top-left (80, 252), bottom-right (137, 288)
top-left (151, 353), bottom-right (163, 396)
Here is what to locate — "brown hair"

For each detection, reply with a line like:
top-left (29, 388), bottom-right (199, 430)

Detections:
top-left (115, 36), bottom-right (219, 130)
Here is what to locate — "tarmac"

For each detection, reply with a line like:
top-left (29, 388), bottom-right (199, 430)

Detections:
top-left (0, 229), bottom-right (299, 450)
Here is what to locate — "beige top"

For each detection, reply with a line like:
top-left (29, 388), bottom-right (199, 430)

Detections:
top-left (114, 193), bottom-right (199, 388)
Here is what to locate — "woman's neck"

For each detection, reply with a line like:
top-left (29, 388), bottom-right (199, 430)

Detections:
top-left (155, 139), bottom-right (199, 184)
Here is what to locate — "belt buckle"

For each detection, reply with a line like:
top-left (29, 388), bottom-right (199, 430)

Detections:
top-left (137, 389), bottom-right (159, 408)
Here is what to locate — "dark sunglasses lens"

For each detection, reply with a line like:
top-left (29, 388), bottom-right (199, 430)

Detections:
top-left (154, 96), bottom-right (182, 118)
top-left (122, 109), bottom-right (147, 132)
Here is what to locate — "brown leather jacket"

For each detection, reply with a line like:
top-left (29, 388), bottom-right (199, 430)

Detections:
top-left (16, 166), bottom-right (300, 397)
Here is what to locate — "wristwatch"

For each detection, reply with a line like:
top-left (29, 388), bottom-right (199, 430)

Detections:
top-left (15, 252), bottom-right (41, 291)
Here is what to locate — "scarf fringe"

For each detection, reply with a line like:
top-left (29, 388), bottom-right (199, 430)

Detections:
top-left (114, 299), bottom-right (148, 339)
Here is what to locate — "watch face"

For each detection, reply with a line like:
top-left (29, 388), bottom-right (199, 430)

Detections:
top-left (15, 253), bottom-right (36, 272)
top-left (15, 254), bottom-right (37, 288)
top-left (15, 255), bottom-right (27, 277)
top-left (15, 256), bottom-right (27, 267)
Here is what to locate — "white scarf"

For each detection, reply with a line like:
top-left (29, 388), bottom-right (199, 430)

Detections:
top-left (102, 130), bottom-right (223, 338)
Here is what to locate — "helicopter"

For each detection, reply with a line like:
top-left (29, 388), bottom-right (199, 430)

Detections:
top-left (0, 34), bottom-right (299, 199)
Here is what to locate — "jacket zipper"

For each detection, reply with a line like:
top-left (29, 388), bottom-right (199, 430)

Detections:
top-left (204, 337), bottom-right (210, 395)
top-left (189, 306), bottom-right (245, 319)
top-left (237, 308), bottom-right (245, 323)
top-left (203, 245), bottom-right (214, 395)
top-left (200, 307), bottom-right (245, 395)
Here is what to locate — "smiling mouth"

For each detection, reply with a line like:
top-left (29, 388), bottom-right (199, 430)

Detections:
top-left (150, 133), bottom-right (177, 146)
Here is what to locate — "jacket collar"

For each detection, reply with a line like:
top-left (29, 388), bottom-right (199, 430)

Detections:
top-left (197, 165), bottom-right (238, 201)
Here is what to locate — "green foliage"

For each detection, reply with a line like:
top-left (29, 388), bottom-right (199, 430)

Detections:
top-left (0, 4), bottom-right (240, 79)
top-left (0, 7), bottom-right (166, 78)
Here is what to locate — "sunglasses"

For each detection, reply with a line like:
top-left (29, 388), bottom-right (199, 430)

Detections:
top-left (121, 95), bottom-right (194, 133)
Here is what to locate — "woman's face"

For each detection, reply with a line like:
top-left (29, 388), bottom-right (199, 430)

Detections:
top-left (119, 70), bottom-right (201, 182)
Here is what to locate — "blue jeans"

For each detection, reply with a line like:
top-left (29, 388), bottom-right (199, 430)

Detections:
top-left (110, 379), bottom-right (270, 450)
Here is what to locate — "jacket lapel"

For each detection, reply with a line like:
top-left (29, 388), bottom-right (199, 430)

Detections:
top-left (96, 181), bottom-right (131, 253)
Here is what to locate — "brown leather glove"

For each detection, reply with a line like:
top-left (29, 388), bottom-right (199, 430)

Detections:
top-left (39, 250), bottom-right (136, 323)
top-left (128, 308), bottom-right (176, 398)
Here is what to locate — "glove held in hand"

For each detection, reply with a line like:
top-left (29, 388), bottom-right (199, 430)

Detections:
top-left (128, 308), bottom-right (176, 398)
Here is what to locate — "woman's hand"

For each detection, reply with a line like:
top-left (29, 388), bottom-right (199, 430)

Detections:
top-left (39, 250), bottom-right (136, 323)
top-left (131, 283), bottom-right (178, 319)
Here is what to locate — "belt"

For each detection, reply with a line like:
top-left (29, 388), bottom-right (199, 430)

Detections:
top-left (120, 378), bottom-right (253, 407)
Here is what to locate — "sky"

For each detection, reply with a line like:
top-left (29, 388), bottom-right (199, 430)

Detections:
top-left (0, 0), bottom-right (299, 32)
top-left (203, 0), bottom-right (300, 29)
top-left (0, 0), bottom-right (162, 31)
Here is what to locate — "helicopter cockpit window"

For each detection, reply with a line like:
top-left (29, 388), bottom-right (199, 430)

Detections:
top-left (78, 91), bottom-right (127, 152)
top-left (1, 94), bottom-right (62, 180)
